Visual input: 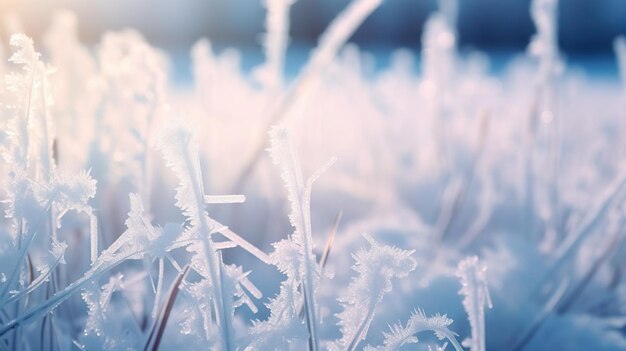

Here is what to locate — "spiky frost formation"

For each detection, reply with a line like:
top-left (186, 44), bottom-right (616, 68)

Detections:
top-left (331, 234), bottom-right (417, 351)
top-left (157, 121), bottom-right (204, 226)
top-left (456, 256), bottom-right (492, 351)
top-left (364, 309), bottom-right (462, 351)
top-left (268, 125), bottom-right (336, 351)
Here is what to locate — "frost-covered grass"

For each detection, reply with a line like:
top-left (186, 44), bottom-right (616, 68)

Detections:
top-left (0, 0), bottom-right (626, 350)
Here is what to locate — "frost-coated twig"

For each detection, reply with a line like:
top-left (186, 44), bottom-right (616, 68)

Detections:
top-left (269, 127), bottom-right (336, 351)
top-left (333, 234), bottom-right (416, 351)
top-left (158, 121), bottom-right (234, 350)
top-left (215, 226), bottom-right (271, 264)
top-left (456, 256), bottom-right (492, 351)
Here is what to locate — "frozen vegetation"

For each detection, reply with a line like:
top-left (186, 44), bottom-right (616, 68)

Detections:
top-left (0, 0), bottom-right (625, 350)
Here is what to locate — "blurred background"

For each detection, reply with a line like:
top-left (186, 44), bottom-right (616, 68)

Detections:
top-left (0, 0), bottom-right (624, 84)
top-left (2, 0), bottom-right (625, 54)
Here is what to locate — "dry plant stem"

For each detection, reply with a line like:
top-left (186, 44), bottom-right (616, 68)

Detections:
top-left (298, 210), bottom-right (342, 319)
top-left (320, 210), bottom-right (342, 268)
top-left (150, 258), bottom-right (165, 321)
top-left (143, 265), bottom-right (190, 351)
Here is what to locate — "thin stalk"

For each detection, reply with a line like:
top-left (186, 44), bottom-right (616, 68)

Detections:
top-left (204, 195), bottom-right (246, 204)
top-left (150, 258), bottom-right (165, 320)
top-left (38, 67), bottom-right (55, 179)
top-left (299, 193), bottom-right (319, 351)
top-left (143, 265), bottom-right (190, 351)
top-left (320, 210), bottom-right (342, 269)
top-left (537, 170), bottom-right (626, 292)
top-left (217, 254), bottom-right (234, 351)
top-left (0, 252), bottom-right (65, 310)
top-left (214, 226), bottom-right (271, 264)
top-left (523, 98), bottom-right (539, 241)
top-left (18, 50), bottom-right (38, 172)
top-left (87, 208), bottom-right (98, 265)
top-left (345, 302), bottom-right (376, 351)
top-left (298, 210), bottom-right (342, 319)
top-left (230, 0), bottom-right (384, 194)
top-left (1, 201), bottom-right (52, 300)
top-left (182, 147), bottom-right (232, 350)
top-left (437, 112), bottom-right (490, 243)
top-left (140, 99), bottom-right (157, 215)
top-left (0, 239), bottom-right (194, 337)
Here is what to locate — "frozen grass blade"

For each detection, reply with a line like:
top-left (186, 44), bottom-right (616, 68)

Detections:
top-left (158, 120), bottom-right (255, 350)
top-left (204, 195), bottom-right (246, 204)
top-left (0, 244), bottom-right (66, 310)
top-left (456, 256), bottom-right (492, 351)
top-left (269, 127), bottom-right (337, 351)
top-left (0, 201), bottom-right (52, 300)
top-left (215, 226), bottom-right (271, 264)
top-left (0, 237), bottom-right (196, 338)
